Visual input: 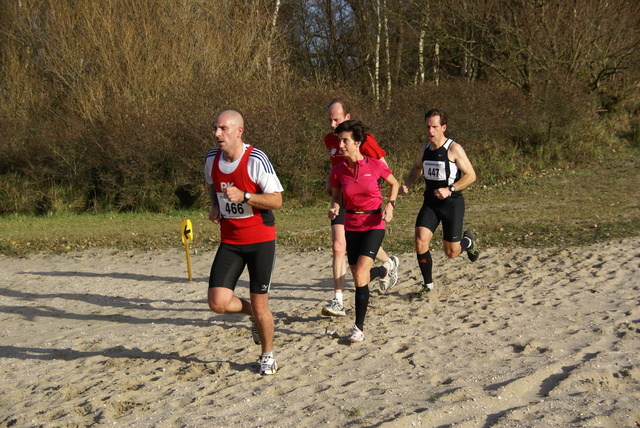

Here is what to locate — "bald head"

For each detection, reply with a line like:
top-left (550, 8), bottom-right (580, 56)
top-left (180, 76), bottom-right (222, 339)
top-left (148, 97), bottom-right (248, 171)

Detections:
top-left (327, 100), bottom-right (350, 131)
top-left (216, 110), bottom-right (244, 128)
top-left (213, 110), bottom-right (245, 157)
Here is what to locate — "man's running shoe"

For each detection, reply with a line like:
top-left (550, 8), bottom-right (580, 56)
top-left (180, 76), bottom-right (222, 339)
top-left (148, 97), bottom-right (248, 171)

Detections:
top-left (379, 256), bottom-right (399, 292)
top-left (463, 230), bottom-right (479, 262)
top-left (249, 315), bottom-right (260, 345)
top-left (348, 325), bottom-right (365, 343)
top-left (322, 298), bottom-right (346, 317)
top-left (418, 283), bottom-right (434, 296)
top-left (259, 355), bottom-right (278, 375)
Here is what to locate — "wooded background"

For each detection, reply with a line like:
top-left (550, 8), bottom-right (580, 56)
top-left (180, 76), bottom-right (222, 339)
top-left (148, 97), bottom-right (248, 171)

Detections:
top-left (1, 0), bottom-right (638, 214)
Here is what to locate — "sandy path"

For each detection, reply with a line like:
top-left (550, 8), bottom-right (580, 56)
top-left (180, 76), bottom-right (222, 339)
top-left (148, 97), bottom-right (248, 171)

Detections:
top-left (0, 238), bottom-right (638, 427)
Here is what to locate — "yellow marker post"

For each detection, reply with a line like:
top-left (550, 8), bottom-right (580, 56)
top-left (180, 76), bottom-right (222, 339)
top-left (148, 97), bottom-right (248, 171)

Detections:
top-left (181, 219), bottom-right (193, 281)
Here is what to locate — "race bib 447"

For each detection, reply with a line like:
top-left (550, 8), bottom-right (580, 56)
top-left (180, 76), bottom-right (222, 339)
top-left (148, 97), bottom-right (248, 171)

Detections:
top-left (423, 160), bottom-right (447, 181)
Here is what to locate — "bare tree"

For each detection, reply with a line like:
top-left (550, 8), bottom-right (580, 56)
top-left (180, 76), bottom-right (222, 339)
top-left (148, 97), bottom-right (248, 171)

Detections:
top-left (406, 0), bottom-right (447, 85)
top-left (383, 0), bottom-right (392, 109)
top-left (445, 0), bottom-right (640, 94)
top-left (415, 28), bottom-right (426, 84)
top-left (373, 0), bottom-right (382, 101)
top-left (267, 0), bottom-right (282, 82)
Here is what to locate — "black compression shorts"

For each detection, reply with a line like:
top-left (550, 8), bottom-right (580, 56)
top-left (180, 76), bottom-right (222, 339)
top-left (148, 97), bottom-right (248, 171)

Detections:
top-left (330, 206), bottom-right (346, 226)
top-left (345, 229), bottom-right (385, 266)
top-left (415, 195), bottom-right (465, 242)
top-left (208, 240), bottom-right (276, 294)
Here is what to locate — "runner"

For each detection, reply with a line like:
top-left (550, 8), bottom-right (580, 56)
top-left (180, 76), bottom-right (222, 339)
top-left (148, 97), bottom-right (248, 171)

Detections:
top-left (328, 120), bottom-right (400, 342)
top-left (322, 98), bottom-right (399, 318)
top-left (204, 110), bottom-right (284, 375)
top-left (400, 108), bottom-right (479, 295)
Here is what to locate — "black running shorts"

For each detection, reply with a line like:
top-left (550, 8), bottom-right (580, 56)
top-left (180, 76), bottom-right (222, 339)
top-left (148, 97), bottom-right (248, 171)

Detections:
top-left (415, 195), bottom-right (465, 242)
top-left (208, 240), bottom-right (276, 294)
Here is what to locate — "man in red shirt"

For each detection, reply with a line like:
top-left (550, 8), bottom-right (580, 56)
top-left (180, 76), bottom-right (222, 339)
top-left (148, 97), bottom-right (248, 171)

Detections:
top-left (205, 110), bottom-right (283, 375)
top-left (321, 99), bottom-right (399, 318)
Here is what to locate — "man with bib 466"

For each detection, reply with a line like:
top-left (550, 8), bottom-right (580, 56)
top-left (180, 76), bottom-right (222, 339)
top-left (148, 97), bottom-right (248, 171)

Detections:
top-left (204, 110), bottom-right (284, 375)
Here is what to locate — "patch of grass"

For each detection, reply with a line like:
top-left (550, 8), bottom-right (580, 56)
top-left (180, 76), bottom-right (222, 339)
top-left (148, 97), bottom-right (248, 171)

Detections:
top-left (466, 153), bottom-right (640, 249)
top-left (0, 151), bottom-right (638, 256)
top-left (348, 406), bottom-right (363, 418)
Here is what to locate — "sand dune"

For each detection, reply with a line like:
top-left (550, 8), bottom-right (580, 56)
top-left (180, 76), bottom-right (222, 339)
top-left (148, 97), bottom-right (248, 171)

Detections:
top-left (1, 238), bottom-right (639, 427)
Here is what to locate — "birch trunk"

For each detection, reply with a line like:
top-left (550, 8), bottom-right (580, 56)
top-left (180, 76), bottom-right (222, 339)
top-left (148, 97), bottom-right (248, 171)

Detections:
top-left (267, 0), bottom-right (281, 82)
top-left (383, 0), bottom-right (391, 110)
top-left (373, 0), bottom-right (381, 102)
top-left (433, 42), bottom-right (440, 86)
top-left (416, 28), bottom-right (425, 84)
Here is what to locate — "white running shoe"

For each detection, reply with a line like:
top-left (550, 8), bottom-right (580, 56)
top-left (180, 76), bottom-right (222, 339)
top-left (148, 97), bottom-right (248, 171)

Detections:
top-left (388, 256), bottom-right (399, 290)
top-left (348, 325), bottom-right (365, 343)
top-left (249, 315), bottom-right (260, 345)
top-left (379, 256), bottom-right (399, 292)
top-left (259, 355), bottom-right (278, 375)
top-left (322, 298), bottom-right (346, 316)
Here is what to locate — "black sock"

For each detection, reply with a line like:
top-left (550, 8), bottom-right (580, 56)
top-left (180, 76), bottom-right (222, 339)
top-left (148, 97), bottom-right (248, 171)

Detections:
top-left (369, 266), bottom-right (386, 280)
top-left (354, 285), bottom-right (370, 331)
top-left (417, 251), bottom-right (433, 285)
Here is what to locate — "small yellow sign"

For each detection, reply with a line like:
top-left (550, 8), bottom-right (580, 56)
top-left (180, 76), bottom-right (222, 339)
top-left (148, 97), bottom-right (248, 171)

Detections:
top-left (181, 219), bottom-right (193, 281)
top-left (181, 219), bottom-right (193, 244)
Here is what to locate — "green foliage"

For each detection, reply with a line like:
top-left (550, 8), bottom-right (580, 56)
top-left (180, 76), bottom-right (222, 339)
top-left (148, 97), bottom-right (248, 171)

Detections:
top-left (1, 148), bottom-right (638, 256)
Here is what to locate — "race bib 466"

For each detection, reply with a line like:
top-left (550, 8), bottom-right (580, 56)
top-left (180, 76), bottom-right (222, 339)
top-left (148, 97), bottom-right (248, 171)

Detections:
top-left (217, 193), bottom-right (252, 219)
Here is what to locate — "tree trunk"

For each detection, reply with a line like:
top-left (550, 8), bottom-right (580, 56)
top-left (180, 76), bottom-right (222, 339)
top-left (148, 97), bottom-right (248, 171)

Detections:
top-left (416, 28), bottom-right (425, 84)
top-left (374, 0), bottom-right (381, 102)
top-left (394, 20), bottom-right (404, 89)
top-left (267, 0), bottom-right (281, 82)
top-left (383, 0), bottom-right (391, 110)
top-left (433, 42), bottom-right (440, 86)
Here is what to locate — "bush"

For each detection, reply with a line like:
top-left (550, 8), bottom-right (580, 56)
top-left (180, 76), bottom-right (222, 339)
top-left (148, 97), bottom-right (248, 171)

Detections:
top-left (1, 77), bottom-right (637, 214)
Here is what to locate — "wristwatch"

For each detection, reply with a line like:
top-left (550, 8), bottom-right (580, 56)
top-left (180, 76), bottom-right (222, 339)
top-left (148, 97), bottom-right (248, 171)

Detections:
top-left (243, 191), bottom-right (252, 203)
top-left (389, 200), bottom-right (396, 208)
top-left (449, 185), bottom-right (456, 193)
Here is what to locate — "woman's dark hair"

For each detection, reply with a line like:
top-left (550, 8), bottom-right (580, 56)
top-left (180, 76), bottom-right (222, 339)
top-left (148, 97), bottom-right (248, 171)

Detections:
top-left (334, 120), bottom-right (369, 143)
